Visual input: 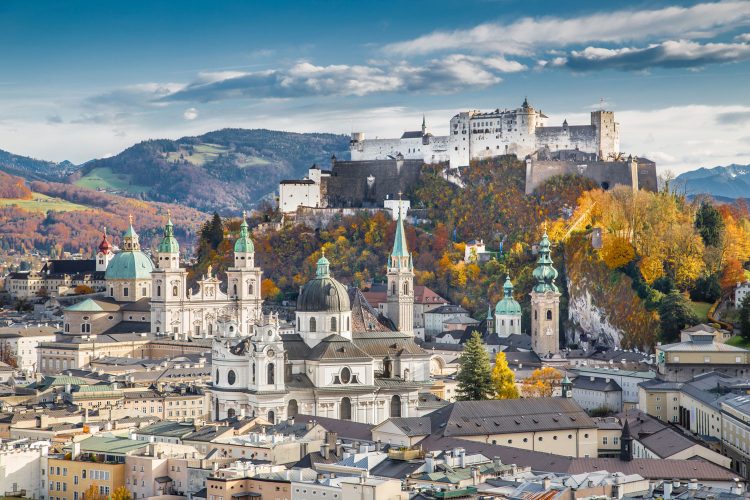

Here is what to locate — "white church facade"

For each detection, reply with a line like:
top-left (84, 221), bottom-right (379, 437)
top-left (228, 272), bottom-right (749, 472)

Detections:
top-left (211, 209), bottom-right (432, 425)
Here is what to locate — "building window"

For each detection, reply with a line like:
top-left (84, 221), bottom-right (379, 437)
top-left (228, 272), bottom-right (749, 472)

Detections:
top-left (233, 284), bottom-right (237, 296)
top-left (173, 285), bottom-right (178, 297)
top-left (157, 285), bottom-right (161, 296)
top-left (340, 367), bottom-right (351, 384)
top-left (267, 363), bottom-right (275, 384)
top-left (340, 397), bottom-right (352, 420)
top-left (603, 437), bottom-right (608, 445)
top-left (124, 287), bottom-right (129, 297)
top-left (331, 317), bottom-right (337, 332)
top-left (141, 287), bottom-right (147, 296)
top-left (546, 309), bottom-right (552, 320)
top-left (310, 317), bottom-right (316, 332)
top-left (227, 370), bottom-right (236, 385)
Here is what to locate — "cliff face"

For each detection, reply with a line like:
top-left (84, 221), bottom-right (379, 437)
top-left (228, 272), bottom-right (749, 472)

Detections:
top-left (564, 234), bottom-right (658, 350)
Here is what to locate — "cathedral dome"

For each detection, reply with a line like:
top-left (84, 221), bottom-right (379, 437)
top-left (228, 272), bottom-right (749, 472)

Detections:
top-left (105, 251), bottom-right (154, 280)
top-left (296, 253), bottom-right (350, 313)
top-left (234, 215), bottom-right (254, 253)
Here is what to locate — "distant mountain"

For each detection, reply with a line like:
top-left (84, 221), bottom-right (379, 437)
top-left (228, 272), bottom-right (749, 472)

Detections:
top-left (69, 129), bottom-right (350, 213)
top-left (0, 149), bottom-right (77, 181)
top-left (676, 164), bottom-right (750, 199)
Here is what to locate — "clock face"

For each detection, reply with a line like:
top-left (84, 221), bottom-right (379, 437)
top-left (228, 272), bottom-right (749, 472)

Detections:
top-left (267, 349), bottom-right (275, 358)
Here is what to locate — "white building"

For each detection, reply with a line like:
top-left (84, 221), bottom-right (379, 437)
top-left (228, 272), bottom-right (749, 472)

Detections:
top-left (0, 325), bottom-right (57, 374)
top-left (211, 212), bottom-right (431, 425)
top-left (279, 166), bottom-right (329, 213)
top-left (492, 276), bottom-right (522, 338)
top-left (351, 100), bottom-right (620, 168)
top-left (571, 375), bottom-right (623, 413)
top-left (424, 305), bottom-right (472, 338)
top-left (736, 281), bottom-right (750, 305)
top-left (570, 367), bottom-right (655, 410)
top-left (0, 439), bottom-right (50, 500)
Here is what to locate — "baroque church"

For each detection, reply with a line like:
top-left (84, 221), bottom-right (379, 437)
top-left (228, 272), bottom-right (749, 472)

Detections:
top-left (211, 208), bottom-right (432, 425)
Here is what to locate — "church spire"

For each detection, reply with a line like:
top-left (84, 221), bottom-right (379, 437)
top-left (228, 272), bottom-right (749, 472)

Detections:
top-left (421, 114), bottom-right (426, 135)
top-left (234, 210), bottom-right (254, 254)
top-left (316, 249), bottom-right (331, 278)
top-left (122, 214), bottom-right (140, 252)
top-left (158, 211), bottom-right (179, 254)
top-left (391, 195), bottom-right (411, 269)
top-left (532, 229), bottom-right (558, 293)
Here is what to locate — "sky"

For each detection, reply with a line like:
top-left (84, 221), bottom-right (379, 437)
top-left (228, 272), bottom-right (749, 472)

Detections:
top-left (1, 0), bottom-right (750, 173)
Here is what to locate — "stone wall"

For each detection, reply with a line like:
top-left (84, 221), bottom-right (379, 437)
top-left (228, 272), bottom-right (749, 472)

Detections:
top-left (525, 157), bottom-right (657, 194)
top-left (324, 159), bottom-right (423, 208)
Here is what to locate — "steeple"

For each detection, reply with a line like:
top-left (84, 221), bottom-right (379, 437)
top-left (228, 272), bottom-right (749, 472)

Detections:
top-left (387, 195), bottom-right (415, 336)
top-left (421, 114), bottom-right (426, 135)
top-left (234, 211), bottom-right (254, 254)
top-left (391, 196), bottom-right (412, 269)
top-left (122, 215), bottom-right (140, 252)
top-left (503, 275), bottom-right (514, 297)
top-left (158, 212), bottom-right (179, 255)
top-left (98, 227), bottom-right (112, 255)
top-left (620, 419), bottom-right (633, 462)
top-left (532, 229), bottom-right (559, 293)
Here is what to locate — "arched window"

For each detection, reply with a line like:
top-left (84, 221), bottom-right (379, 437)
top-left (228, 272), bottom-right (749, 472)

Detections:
top-left (233, 284), bottom-right (237, 296)
top-left (252, 362), bottom-right (255, 384)
top-left (267, 363), bottom-right (275, 384)
top-left (172, 285), bottom-right (178, 297)
top-left (288, 399), bottom-right (298, 418)
top-left (249, 282), bottom-right (254, 295)
top-left (110, 287), bottom-right (114, 296)
top-left (208, 323), bottom-right (213, 335)
top-left (534, 310), bottom-right (538, 320)
top-left (227, 408), bottom-right (236, 419)
top-left (391, 282), bottom-right (396, 295)
top-left (403, 282), bottom-right (409, 295)
top-left (346, 317), bottom-right (350, 330)
top-left (297, 317), bottom-right (300, 330)
top-left (267, 410), bottom-right (275, 423)
top-left (403, 368), bottom-right (410, 381)
top-left (124, 287), bottom-right (129, 297)
top-left (340, 397), bottom-right (352, 420)
top-left (331, 317), bottom-right (337, 332)
top-left (215, 369), bottom-right (220, 384)
top-left (310, 317), bottom-right (316, 332)
top-left (157, 285), bottom-right (161, 296)
top-left (546, 309), bottom-right (553, 321)
top-left (390, 395), bottom-right (402, 417)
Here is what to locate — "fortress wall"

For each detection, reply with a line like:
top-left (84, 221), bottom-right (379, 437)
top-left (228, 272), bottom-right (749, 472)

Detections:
top-left (535, 126), bottom-right (598, 154)
top-left (525, 159), bottom-right (652, 194)
top-left (636, 160), bottom-right (659, 192)
top-left (324, 159), bottom-right (423, 208)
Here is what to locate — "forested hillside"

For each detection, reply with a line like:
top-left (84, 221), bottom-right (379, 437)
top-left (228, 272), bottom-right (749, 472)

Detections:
top-left (69, 129), bottom-right (350, 212)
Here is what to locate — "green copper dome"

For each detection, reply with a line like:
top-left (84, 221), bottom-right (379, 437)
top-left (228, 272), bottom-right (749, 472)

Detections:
top-left (105, 220), bottom-right (154, 280)
top-left (234, 214), bottom-right (254, 253)
top-left (297, 251), bottom-right (351, 313)
top-left (105, 251), bottom-right (154, 280)
top-left (495, 275), bottom-right (522, 316)
top-left (532, 231), bottom-right (559, 293)
top-left (158, 217), bottom-right (180, 254)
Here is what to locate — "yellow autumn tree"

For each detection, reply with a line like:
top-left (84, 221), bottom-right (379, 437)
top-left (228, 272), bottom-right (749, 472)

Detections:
top-left (261, 278), bottom-right (281, 300)
top-left (600, 235), bottom-right (635, 269)
top-left (522, 367), bottom-right (563, 397)
top-left (638, 255), bottom-right (664, 284)
top-left (491, 352), bottom-right (519, 399)
top-left (83, 484), bottom-right (105, 500)
top-left (111, 486), bottom-right (132, 500)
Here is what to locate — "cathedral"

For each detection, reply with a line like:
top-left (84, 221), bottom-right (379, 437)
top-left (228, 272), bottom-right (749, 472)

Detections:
top-left (211, 208), bottom-right (432, 425)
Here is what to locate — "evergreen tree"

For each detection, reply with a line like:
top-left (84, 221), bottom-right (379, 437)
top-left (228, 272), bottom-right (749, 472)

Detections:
top-left (456, 332), bottom-right (494, 401)
top-left (689, 274), bottom-right (722, 303)
top-left (491, 351), bottom-right (519, 399)
top-left (740, 294), bottom-right (750, 341)
top-left (695, 201), bottom-right (724, 247)
top-left (659, 290), bottom-right (699, 342)
top-left (206, 212), bottom-right (224, 249)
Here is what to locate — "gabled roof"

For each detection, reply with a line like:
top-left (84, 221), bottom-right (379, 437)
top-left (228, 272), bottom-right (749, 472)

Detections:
top-left (65, 298), bottom-right (118, 312)
top-left (572, 376), bottom-right (622, 392)
top-left (426, 399), bottom-right (596, 438)
top-left (295, 413), bottom-right (373, 441)
top-left (308, 335), bottom-right (372, 362)
top-left (379, 416), bottom-right (432, 436)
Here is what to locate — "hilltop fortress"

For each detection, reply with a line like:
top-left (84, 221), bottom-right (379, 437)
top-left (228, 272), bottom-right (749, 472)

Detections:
top-left (280, 99), bottom-right (657, 214)
top-left (351, 98), bottom-right (621, 168)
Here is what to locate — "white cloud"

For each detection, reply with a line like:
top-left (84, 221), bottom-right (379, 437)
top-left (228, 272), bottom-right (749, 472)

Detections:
top-left (384, 1), bottom-right (750, 56)
top-left (183, 107), bottom-right (199, 120)
top-left (552, 39), bottom-right (750, 71)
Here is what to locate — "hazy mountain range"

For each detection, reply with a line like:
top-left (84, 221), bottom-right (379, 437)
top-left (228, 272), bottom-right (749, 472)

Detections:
top-left (675, 164), bottom-right (750, 200)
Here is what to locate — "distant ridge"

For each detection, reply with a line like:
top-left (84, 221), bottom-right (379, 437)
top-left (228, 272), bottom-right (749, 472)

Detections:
top-left (675, 164), bottom-right (750, 199)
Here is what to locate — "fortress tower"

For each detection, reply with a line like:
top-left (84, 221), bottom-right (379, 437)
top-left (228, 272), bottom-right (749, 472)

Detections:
top-left (591, 110), bottom-right (620, 160)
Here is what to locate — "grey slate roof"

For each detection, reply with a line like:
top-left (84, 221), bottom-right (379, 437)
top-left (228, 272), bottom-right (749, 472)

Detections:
top-left (295, 413), bottom-right (373, 441)
top-left (386, 417), bottom-right (432, 436)
top-left (308, 335), bottom-right (372, 361)
top-left (572, 376), bottom-right (622, 392)
top-left (426, 399), bottom-right (596, 438)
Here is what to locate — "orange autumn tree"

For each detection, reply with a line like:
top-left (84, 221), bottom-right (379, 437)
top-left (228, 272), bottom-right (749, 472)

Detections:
top-left (521, 367), bottom-right (563, 397)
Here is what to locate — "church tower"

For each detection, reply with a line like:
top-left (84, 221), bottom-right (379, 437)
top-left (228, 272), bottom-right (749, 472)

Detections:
top-left (530, 229), bottom-right (561, 356)
top-left (151, 214), bottom-right (187, 337)
top-left (95, 228), bottom-right (113, 272)
top-left (226, 212), bottom-right (263, 334)
top-left (386, 205), bottom-right (414, 335)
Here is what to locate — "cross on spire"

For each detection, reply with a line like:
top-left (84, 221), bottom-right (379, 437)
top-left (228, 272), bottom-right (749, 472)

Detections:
top-left (128, 214), bottom-right (133, 225)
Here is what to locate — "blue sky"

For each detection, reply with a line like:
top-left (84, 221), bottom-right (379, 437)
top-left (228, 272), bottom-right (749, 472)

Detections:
top-left (1, 0), bottom-right (750, 172)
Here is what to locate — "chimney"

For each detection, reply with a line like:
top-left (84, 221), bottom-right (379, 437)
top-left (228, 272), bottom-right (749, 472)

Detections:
top-left (305, 420), bottom-right (314, 431)
top-left (287, 415), bottom-right (294, 426)
top-left (425, 453), bottom-right (435, 473)
top-left (320, 442), bottom-right (330, 460)
top-left (731, 478), bottom-right (743, 495)
top-left (542, 478), bottom-right (551, 491)
top-left (688, 479), bottom-right (698, 491)
top-left (71, 441), bottom-right (81, 460)
top-left (459, 448), bottom-right (466, 468)
top-left (471, 467), bottom-right (478, 485)
top-left (663, 481), bottom-right (673, 499)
